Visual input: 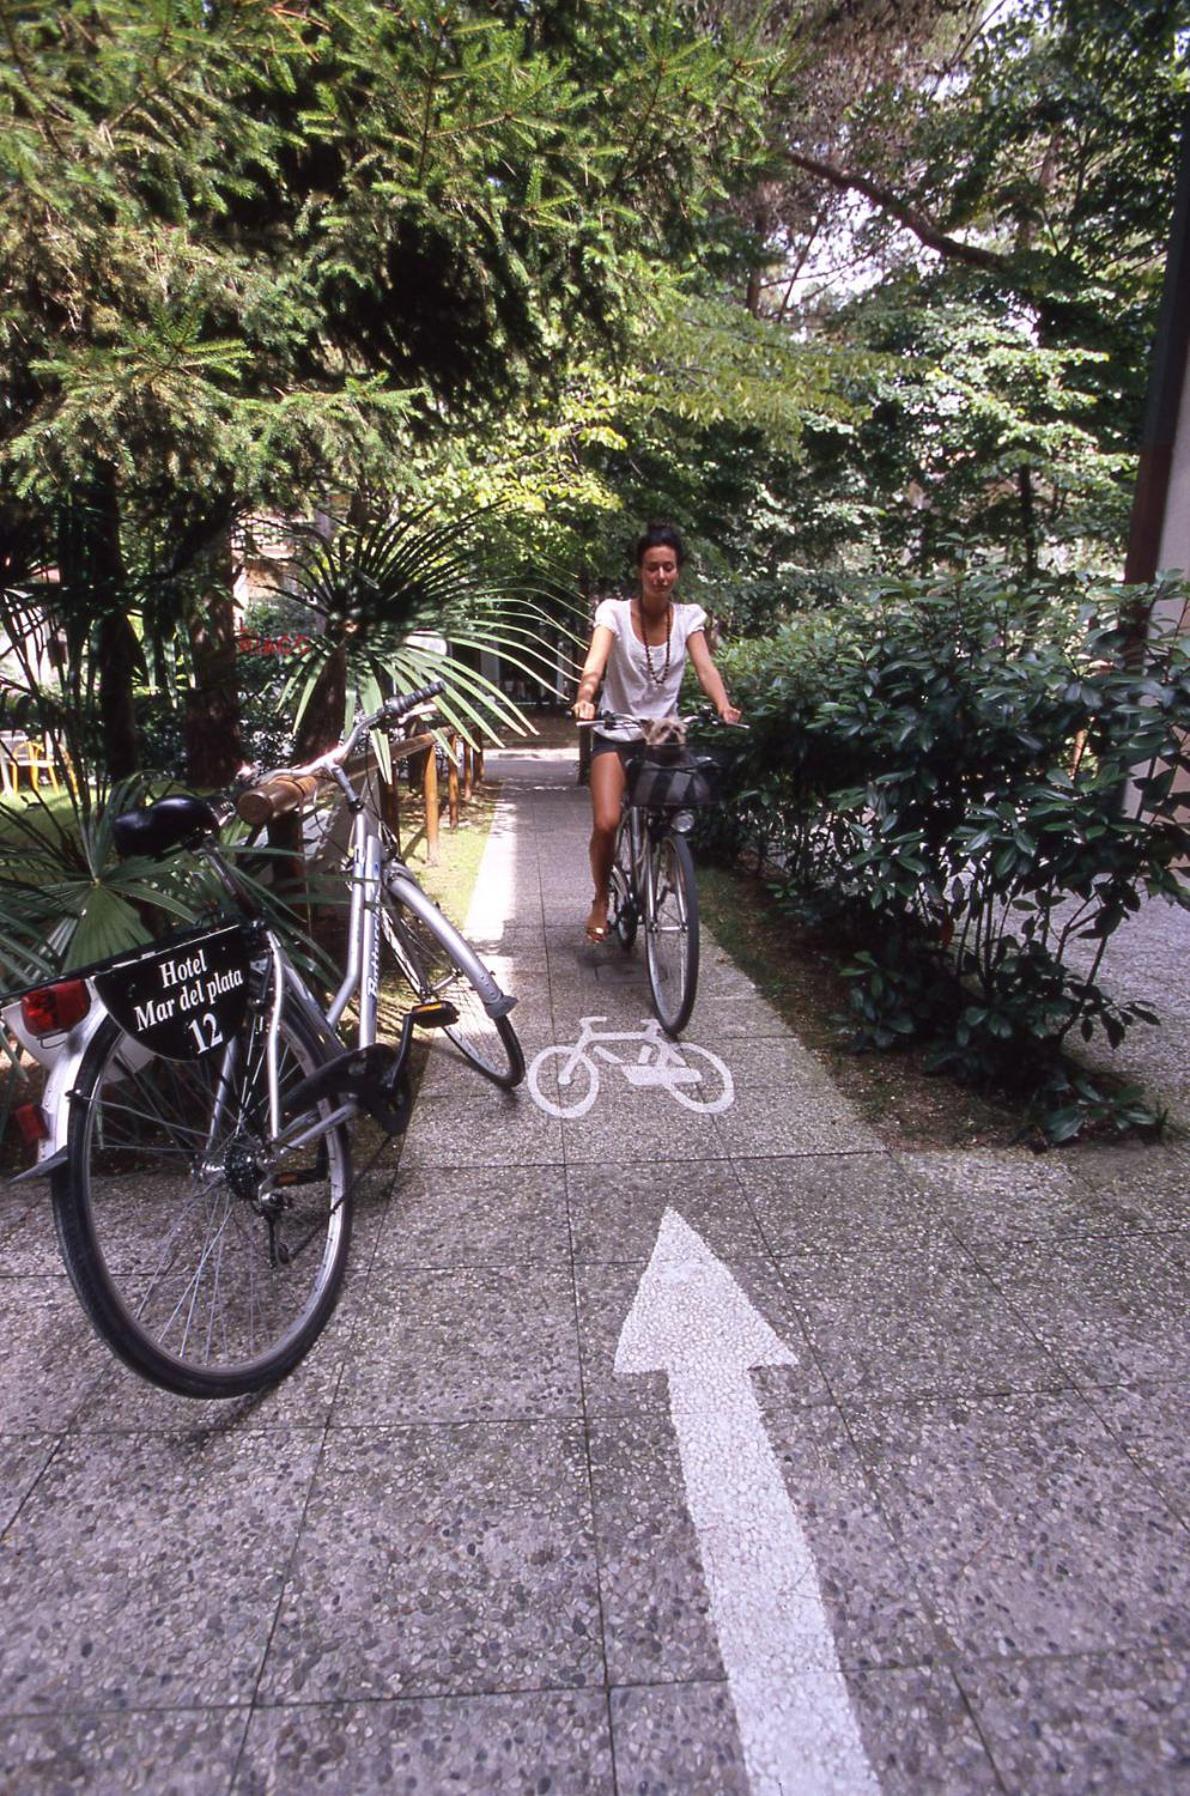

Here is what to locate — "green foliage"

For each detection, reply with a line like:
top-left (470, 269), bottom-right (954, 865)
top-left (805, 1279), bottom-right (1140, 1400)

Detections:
top-left (270, 505), bottom-right (585, 750)
top-left (0, 779), bottom-right (204, 979)
top-left (705, 570), bottom-right (1190, 1139)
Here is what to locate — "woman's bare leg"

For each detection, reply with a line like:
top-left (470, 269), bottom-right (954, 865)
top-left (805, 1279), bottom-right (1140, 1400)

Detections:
top-left (587, 751), bottom-right (626, 936)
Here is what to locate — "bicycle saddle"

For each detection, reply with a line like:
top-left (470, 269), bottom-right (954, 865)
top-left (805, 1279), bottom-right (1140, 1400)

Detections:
top-left (113, 795), bottom-right (221, 859)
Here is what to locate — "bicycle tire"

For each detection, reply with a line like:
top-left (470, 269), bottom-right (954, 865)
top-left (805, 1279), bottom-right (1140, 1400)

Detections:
top-left (609, 817), bottom-right (638, 950)
top-left (526, 1044), bottom-right (599, 1118)
top-left (52, 998), bottom-right (353, 1400)
top-left (380, 888), bottom-right (524, 1089)
top-left (645, 830), bottom-right (700, 1035)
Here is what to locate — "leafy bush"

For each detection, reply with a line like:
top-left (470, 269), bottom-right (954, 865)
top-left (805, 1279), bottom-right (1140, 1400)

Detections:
top-left (701, 569), bottom-right (1190, 1140)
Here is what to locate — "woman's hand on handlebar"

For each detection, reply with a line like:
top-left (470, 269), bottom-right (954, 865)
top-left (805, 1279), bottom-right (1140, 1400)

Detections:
top-left (719, 702), bottom-right (742, 725)
top-left (573, 697), bottom-right (597, 722)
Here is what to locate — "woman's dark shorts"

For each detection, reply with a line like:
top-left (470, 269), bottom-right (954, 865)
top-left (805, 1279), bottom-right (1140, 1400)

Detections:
top-left (590, 734), bottom-right (639, 770)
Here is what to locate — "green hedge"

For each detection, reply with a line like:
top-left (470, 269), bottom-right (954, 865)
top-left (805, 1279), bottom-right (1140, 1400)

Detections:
top-left (698, 570), bottom-right (1190, 1140)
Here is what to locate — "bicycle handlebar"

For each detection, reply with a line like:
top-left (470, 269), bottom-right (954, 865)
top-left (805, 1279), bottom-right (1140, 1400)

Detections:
top-left (576, 708), bottom-right (747, 731)
top-left (236, 678), bottom-right (447, 825)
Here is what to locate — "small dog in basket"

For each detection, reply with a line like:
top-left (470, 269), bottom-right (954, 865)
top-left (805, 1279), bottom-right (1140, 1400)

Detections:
top-left (639, 715), bottom-right (687, 748)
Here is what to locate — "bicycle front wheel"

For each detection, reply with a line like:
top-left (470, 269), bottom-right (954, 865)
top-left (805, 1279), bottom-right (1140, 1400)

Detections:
top-left (609, 815), bottom-right (638, 950)
top-left (381, 888), bottom-right (524, 1088)
top-left (52, 999), bottom-right (353, 1399)
top-left (645, 830), bottom-right (700, 1035)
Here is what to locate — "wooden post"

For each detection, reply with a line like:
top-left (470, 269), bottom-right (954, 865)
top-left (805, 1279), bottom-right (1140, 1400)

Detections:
top-left (462, 740), bottom-right (474, 801)
top-left (447, 729), bottom-right (460, 829)
top-left (423, 741), bottom-right (440, 865)
top-left (474, 735), bottom-right (484, 784)
top-left (380, 739), bottom-right (402, 856)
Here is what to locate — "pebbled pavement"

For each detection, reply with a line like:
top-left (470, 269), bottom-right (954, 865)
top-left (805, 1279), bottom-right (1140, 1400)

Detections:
top-left (0, 745), bottom-right (1185, 1794)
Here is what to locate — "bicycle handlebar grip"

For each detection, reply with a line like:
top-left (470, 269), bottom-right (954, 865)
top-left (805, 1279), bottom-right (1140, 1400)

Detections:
top-left (235, 771), bottom-right (322, 826)
top-left (384, 678), bottom-right (446, 723)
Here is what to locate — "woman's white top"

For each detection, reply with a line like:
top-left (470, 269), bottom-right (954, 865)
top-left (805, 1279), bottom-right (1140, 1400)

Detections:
top-left (592, 596), bottom-right (707, 742)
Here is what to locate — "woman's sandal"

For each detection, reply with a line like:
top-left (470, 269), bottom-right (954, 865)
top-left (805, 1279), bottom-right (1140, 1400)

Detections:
top-left (584, 905), bottom-right (609, 945)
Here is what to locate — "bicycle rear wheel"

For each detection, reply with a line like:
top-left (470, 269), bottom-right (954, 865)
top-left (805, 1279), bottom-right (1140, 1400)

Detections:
top-left (645, 830), bottom-right (699, 1035)
top-left (380, 885), bottom-right (524, 1088)
top-left (53, 998), bottom-right (352, 1399)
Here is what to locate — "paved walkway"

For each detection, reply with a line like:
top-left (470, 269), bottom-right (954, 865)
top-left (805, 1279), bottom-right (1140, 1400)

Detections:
top-left (0, 749), bottom-right (1185, 1793)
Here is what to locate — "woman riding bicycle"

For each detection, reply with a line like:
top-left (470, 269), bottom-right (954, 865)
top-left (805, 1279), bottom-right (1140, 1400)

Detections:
top-left (572, 522), bottom-right (740, 944)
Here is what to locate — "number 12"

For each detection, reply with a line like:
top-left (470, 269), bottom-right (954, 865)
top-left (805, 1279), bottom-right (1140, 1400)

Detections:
top-left (187, 1011), bottom-right (224, 1054)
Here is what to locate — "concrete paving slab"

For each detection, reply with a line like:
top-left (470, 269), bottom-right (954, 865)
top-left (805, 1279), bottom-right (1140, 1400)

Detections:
top-left (2, 1709), bottom-right (251, 1796)
top-left (1065, 1140), bottom-right (1189, 1228)
top-left (608, 1679), bottom-right (750, 1795)
top-left (953, 1648), bottom-right (1188, 1795)
top-left (714, 1083), bottom-right (884, 1158)
top-left (845, 1391), bottom-right (1186, 1660)
top-left (836, 1663), bottom-right (1005, 1795)
top-left (396, 1084), bottom-right (564, 1171)
top-left (259, 1421), bottom-right (602, 1703)
top-left (1080, 1377), bottom-right (1190, 1521)
top-left (976, 1232), bottom-right (1189, 1389)
top-left (374, 1163), bottom-right (570, 1269)
top-left (0, 1426), bottom-right (322, 1710)
top-left (0, 1187), bottom-right (61, 1275)
top-left (0, 1276), bottom-right (110, 1432)
top-left (233, 1691), bottom-right (614, 1794)
top-left (746, 1152), bottom-right (953, 1259)
top-left (566, 1159), bottom-right (768, 1264)
top-left (0, 1429), bottom-right (57, 1530)
top-left (334, 1262), bottom-right (582, 1425)
top-left (780, 1233), bottom-right (1070, 1403)
top-left (904, 1145), bottom-right (1163, 1243)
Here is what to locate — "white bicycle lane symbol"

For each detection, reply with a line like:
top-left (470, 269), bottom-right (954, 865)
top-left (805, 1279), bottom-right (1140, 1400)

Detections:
top-left (527, 1016), bottom-right (734, 1119)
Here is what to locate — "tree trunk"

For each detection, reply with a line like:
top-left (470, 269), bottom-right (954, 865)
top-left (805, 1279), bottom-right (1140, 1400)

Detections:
top-left (61, 465), bottom-right (139, 779)
top-left (185, 526), bottom-right (244, 787)
top-left (96, 608), bottom-right (140, 780)
top-left (293, 642), bottom-right (348, 761)
top-left (1017, 464), bottom-right (1038, 581)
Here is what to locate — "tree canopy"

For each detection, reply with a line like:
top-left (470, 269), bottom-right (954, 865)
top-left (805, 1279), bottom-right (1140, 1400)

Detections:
top-left (0, 0), bottom-right (1184, 778)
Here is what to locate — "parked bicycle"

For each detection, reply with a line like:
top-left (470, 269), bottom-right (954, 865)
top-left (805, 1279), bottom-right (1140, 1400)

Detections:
top-left (527, 1014), bottom-right (733, 1118)
top-left (5, 681), bottom-right (522, 1399)
top-left (581, 710), bottom-right (742, 1035)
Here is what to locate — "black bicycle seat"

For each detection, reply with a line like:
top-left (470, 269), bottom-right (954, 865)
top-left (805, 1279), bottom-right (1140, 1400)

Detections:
top-left (112, 795), bottom-right (221, 859)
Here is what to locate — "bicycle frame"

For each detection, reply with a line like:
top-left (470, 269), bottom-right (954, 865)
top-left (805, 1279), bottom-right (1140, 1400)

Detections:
top-left (195, 756), bottom-right (510, 1164)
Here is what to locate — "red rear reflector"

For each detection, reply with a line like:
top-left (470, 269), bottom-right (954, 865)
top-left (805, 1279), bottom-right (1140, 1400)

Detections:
top-left (13, 1104), bottom-right (49, 1146)
top-left (20, 979), bottom-right (90, 1038)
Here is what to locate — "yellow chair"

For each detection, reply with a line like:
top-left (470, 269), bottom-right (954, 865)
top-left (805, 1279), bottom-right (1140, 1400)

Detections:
top-left (0, 733), bottom-right (74, 797)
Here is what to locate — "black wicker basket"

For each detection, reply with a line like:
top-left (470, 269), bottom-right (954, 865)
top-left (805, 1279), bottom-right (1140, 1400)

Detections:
top-left (627, 744), bottom-right (719, 810)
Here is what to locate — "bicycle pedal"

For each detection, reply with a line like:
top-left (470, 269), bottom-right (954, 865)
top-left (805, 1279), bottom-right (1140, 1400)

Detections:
top-left (409, 999), bottom-right (459, 1030)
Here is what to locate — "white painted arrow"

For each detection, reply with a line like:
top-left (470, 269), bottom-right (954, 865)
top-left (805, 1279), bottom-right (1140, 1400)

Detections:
top-left (615, 1208), bottom-right (881, 1796)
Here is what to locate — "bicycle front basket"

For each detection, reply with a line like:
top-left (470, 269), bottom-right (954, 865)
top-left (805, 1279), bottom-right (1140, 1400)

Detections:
top-left (628, 748), bottom-right (716, 810)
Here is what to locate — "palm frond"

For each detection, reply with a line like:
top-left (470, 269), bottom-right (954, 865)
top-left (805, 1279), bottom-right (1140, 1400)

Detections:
top-left (268, 503), bottom-right (584, 747)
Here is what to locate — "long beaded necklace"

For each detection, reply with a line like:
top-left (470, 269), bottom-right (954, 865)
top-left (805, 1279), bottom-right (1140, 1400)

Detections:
top-left (637, 599), bottom-right (673, 688)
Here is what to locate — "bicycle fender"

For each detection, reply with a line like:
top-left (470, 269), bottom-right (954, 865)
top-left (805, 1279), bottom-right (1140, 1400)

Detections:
top-left (18, 1002), bottom-right (110, 1174)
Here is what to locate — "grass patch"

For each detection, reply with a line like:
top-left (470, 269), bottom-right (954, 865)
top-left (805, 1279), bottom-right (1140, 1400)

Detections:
top-left (697, 860), bottom-right (1029, 1150)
